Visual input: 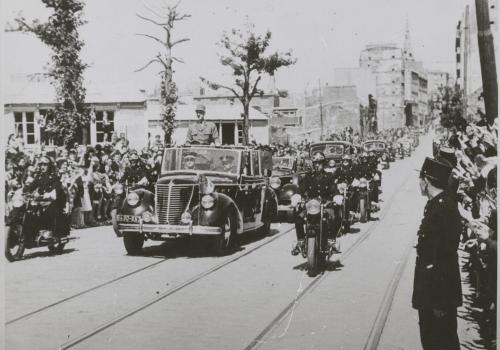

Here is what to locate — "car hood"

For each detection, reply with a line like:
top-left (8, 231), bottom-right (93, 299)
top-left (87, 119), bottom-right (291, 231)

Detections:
top-left (157, 173), bottom-right (237, 185)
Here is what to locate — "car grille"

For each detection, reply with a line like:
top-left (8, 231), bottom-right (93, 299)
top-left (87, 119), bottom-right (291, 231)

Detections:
top-left (156, 183), bottom-right (196, 224)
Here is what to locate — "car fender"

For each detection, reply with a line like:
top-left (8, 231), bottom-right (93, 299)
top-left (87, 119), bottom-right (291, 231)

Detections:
top-left (191, 193), bottom-right (243, 234)
top-left (280, 183), bottom-right (299, 202)
top-left (118, 188), bottom-right (154, 216)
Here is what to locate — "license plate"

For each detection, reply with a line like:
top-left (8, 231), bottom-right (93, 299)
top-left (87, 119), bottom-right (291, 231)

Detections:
top-left (117, 215), bottom-right (141, 223)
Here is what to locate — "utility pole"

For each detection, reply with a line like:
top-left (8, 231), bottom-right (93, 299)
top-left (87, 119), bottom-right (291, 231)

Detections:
top-left (318, 79), bottom-right (324, 141)
top-left (475, 0), bottom-right (498, 125)
top-left (463, 5), bottom-right (469, 121)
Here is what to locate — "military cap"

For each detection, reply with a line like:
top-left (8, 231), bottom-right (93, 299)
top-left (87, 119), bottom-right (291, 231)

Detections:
top-left (184, 151), bottom-right (198, 160)
top-left (419, 157), bottom-right (452, 189)
top-left (438, 146), bottom-right (457, 167)
top-left (195, 104), bottom-right (206, 113)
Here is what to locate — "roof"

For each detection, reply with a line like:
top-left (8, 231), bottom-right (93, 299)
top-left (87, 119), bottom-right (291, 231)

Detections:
top-left (175, 104), bottom-right (268, 121)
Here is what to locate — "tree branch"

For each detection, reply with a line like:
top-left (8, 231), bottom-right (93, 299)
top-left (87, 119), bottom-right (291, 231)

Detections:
top-left (250, 75), bottom-right (262, 97)
top-left (172, 56), bottom-right (185, 63)
top-left (135, 58), bottom-right (161, 72)
top-left (136, 33), bottom-right (167, 47)
top-left (171, 37), bottom-right (190, 47)
top-left (200, 77), bottom-right (242, 101)
top-left (136, 13), bottom-right (167, 26)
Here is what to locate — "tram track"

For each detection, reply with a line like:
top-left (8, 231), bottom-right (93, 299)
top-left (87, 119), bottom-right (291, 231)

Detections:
top-left (244, 163), bottom-right (416, 350)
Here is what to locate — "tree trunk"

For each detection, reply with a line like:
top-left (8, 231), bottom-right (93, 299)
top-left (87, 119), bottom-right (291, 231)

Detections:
top-left (243, 102), bottom-right (250, 145)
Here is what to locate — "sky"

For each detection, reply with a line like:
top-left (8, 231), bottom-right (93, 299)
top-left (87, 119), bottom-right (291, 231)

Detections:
top-left (3, 0), bottom-right (471, 97)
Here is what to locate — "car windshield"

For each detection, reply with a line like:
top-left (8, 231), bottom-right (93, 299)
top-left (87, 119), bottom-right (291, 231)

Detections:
top-left (364, 142), bottom-right (385, 151)
top-left (162, 148), bottom-right (240, 174)
top-left (310, 144), bottom-right (344, 156)
top-left (272, 157), bottom-right (293, 170)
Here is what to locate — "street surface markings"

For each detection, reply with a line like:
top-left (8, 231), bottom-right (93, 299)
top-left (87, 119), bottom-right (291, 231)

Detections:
top-left (6, 259), bottom-right (168, 325)
top-left (244, 163), bottom-right (417, 350)
top-left (58, 225), bottom-right (295, 350)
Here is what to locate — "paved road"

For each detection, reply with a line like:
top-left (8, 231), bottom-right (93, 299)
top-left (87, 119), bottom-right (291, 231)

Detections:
top-left (4, 134), bottom-right (483, 350)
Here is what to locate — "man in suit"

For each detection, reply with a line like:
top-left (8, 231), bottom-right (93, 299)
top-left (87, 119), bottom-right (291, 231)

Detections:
top-left (413, 157), bottom-right (462, 350)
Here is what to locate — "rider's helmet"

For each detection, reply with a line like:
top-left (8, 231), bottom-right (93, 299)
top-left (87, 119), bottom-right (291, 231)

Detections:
top-left (341, 154), bottom-right (352, 168)
top-left (129, 151), bottom-right (140, 166)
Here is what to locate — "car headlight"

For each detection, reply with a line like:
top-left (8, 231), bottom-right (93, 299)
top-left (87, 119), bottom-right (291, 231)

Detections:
top-left (291, 193), bottom-right (302, 207)
top-left (181, 212), bottom-right (192, 223)
top-left (142, 211), bottom-right (154, 223)
top-left (333, 195), bottom-right (344, 206)
top-left (374, 174), bottom-right (380, 181)
top-left (126, 192), bottom-right (140, 206)
top-left (11, 193), bottom-right (25, 208)
top-left (114, 184), bottom-right (124, 195)
top-left (201, 194), bottom-right (215, 209)
top-left (305, 199), bottom-right (321, 215)
top-left (270, 177), bottom-right (281, 189)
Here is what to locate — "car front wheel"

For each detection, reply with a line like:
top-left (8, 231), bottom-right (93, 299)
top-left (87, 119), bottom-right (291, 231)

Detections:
top-left (213, 211), bottom-right (237, 256)
top-left (123, 232), bottom-right (144, 255)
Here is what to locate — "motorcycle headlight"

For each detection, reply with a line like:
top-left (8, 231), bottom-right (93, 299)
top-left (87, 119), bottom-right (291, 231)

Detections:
top-left (291, 193), bottom-right (302, 207)
top-left (11, 193), bottom-right (25, 208)
top-left (382, 154), bottom-right (387, 160)
top-left (305, 199), bottom-right (321, 215)
top-left (270, 177), bottom-right (281, 189)
top-left (359, 178), bottom-right (368, 188)
top-left (126, 192), bottom-right (140, 206)
top-left (333, 195), bottom-right (344, 206)
top-left (201, 194), bottom-right (215, 209)
top-left (114, 184), bottom-right (124, 195)
top-left (352, 179), bottom-right (360, 187)
top-left (374, 174), bottom-right (380, 181)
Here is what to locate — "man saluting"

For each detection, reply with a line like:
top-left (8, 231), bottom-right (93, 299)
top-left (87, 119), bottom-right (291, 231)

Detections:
top-left (413, 157), bottom-right (462, 350)
top-left (185, 104), bottom-right (220, 146)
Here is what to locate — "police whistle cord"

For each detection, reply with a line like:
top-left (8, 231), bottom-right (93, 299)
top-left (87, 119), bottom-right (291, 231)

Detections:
top-left (244, 167), bottom-right (416, 350)
top-left (58, 225), bottom-right (294, 350)
top-left (6, 258), bottom-right (168, 325)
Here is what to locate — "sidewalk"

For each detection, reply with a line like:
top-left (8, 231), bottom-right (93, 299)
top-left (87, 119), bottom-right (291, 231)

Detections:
top-left (379, 245), bottom-right (492, 349)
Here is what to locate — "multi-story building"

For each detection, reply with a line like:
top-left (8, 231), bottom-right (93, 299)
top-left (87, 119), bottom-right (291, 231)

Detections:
top-left (358, 23), bottom-right (429, 128)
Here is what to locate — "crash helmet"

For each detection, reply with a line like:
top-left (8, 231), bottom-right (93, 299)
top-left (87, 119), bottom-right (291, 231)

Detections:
top-left (360, 152), bottom-right (368, 158)
top-left (311, 151), bottom-right (326, 164)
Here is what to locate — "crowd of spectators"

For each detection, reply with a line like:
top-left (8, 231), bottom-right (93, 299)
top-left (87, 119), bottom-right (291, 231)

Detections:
top-left (5, 132), bottom-right (164, 229)
top-left (434, 118), bottom-right (497, 344)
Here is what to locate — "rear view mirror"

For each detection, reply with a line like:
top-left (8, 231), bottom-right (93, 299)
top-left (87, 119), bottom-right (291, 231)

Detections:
top-left (263, 169), bottom-right (272, 177)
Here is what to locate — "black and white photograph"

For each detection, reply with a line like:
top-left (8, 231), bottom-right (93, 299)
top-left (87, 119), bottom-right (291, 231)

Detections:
top-left (1, 0), bottom-right (498, 349)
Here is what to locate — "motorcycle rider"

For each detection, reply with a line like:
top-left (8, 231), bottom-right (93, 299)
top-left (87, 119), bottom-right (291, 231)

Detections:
top-left (334, 154), bottom-right (358, 216)
top-left (23, 156), bottom-right (68, 244)
top-left (367, 150), bottom-right (381, 203)
top-left (121, 151), bottom-right (149, 188)
top-left (292, 151), bottom-right (339, 256)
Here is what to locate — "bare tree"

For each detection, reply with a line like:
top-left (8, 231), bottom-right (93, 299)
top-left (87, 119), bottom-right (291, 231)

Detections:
top-left (136, 1), bottom-right (190, 146)
top-left (201, 23), bottom-right (296, 145)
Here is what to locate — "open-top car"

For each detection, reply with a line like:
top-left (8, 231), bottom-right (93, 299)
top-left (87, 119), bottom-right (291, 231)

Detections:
top-left (309, 141), bottom-right (356, 165)
top-left (270, 156), bottom-right (305, 221)
top-left (115, 146), bottom-right (278, 256)
top-left (362, 140), bottom-right (391, 169)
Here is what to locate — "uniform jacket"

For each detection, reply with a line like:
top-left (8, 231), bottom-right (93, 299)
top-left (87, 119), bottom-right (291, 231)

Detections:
top-left (412, 191), bottom-right (462, 310)
top-left (299, 170), bottom-right (338, 201)
top-left (186, 121), bottom-right (219, 145)
top-left (122, 163), bottom-right (148, 185)
top-left (23, 170), bottom-right (67, 209)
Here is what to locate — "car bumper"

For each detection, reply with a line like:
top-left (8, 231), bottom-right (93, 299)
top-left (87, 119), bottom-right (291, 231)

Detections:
top-left (118, 222), bottom-right (222, 237)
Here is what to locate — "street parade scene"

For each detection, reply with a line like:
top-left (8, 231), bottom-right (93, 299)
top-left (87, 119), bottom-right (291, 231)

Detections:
top-left (1, 0), bottom-right (498, 349)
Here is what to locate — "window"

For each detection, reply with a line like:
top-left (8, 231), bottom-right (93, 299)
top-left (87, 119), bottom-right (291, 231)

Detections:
top-left (95, 110), bottom-right (114, 143)
top-left (237, 123), bottom-right (244, 145)
top-left (14, 111), bottom-right (36, 145)
top-left (251, 151), bottom-right (260, 176)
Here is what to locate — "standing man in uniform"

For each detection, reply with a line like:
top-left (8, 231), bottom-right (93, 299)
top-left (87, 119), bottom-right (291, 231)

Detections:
top-left (185, 104), bottom-right (220, 146)
top-left (413, 157), bottom-right (462, 350)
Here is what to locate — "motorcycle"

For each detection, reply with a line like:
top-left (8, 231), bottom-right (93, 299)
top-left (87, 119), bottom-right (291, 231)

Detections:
top-left (291, 194), bottom-right (339, 277)
top-left (110, 178), bottom-right (149, 237)
top-left (336, 182), bottom-right (353, 233)
top-left (355, 178), bottom-right (371, 223)
top-left (5, 190), bottom-right (76, 262)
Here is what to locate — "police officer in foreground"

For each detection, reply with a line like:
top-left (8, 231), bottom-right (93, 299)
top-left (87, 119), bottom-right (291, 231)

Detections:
top-left (413, 157), bottom-right (462, 350)
top-left (185, 104), bottom-right (220, 146)
top-left (122, 151), bottom-right (149, 188)
top-left (291, 151), bottom-right (338, 255)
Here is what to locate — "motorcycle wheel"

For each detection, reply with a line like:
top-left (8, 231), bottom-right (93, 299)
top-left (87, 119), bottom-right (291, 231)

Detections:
top-left (213, 211), bottom-right (237, 256)
top-left (359, 197), bottom-right (367, 223)
top-left (48, 238), bottom-right (66, 254)
top-left (306, 236), bottom-right (318, 277)
top-left (123, 232), bottom-right (144, 255)
top-left (5, 224), bottom-right (25, 262)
